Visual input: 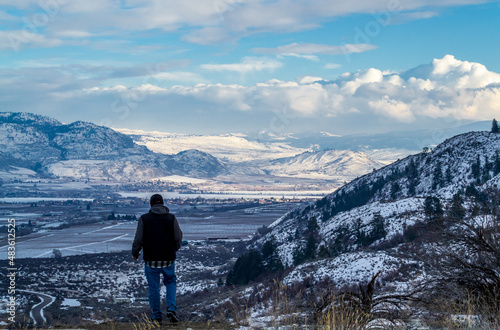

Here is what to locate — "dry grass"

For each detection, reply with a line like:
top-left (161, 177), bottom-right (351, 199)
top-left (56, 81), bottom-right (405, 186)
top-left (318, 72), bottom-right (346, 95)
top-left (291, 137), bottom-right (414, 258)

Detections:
top-left (317, 294), bottom-right (370, 330)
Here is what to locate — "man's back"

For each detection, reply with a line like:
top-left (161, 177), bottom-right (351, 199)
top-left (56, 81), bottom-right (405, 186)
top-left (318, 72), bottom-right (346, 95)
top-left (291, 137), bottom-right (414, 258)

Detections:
top-left (132, 204), bottom-right (183, 262)
top-left (141, 207), bottom-right (176, 261)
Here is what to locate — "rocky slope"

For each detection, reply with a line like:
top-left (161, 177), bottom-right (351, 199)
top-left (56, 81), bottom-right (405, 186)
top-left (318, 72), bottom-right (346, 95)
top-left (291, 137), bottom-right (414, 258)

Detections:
top-left (255, 131), bottom-right (500, 284)
top-left (0, 112), bottom-right (226, 179)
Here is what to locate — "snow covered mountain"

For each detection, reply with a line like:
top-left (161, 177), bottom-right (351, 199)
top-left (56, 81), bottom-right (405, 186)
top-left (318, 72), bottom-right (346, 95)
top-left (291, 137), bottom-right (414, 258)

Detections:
top-left (254, 130), bottom-right (500, 285)
top-left (115, 128), bottom-right (310, 162)
top-left (261, 149), bottom-right (384, 180)
top-left (0, 112), bottom-right (226, 180)
top-left (116, 128), bottom-right (410, 183)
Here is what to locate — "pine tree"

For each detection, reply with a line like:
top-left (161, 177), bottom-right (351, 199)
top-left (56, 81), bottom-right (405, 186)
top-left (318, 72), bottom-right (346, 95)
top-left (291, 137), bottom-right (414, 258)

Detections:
top-left (307, 216), bottom-right (319, 233)
top-left (448, 193), bottom-right (466, 219)
top-left (408, 179), bottom-right (416, 195)
top-left (390, 181), bottom-right (400, 199)
top-left (471, 155), bottom-right (481, 183)
top-left (494, 152), bottom-right (500, 175)
top-left (369, 212), bottom-right (387, 242)
top-left (445, 167), bottom-right (452, 184)
top-left (226, 250), bottom-right (263, 285)
top-left (432, 162), bottom-right (443, 190)
top-left (424, 196), bottom-right (443, 221)
top-left (492, 118), bottom-right (499, 133)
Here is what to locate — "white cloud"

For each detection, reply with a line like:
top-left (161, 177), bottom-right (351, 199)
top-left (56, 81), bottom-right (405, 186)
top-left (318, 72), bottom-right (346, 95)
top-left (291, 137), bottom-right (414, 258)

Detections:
top-left (2, 55), bottom-right (499, 133)
top-left (277, 53), bottom-right (320, 61)
top-left (1, 0), bottom-right (490, 46)
top-left (200, 57), bottom-right (283, 73)
top-left (390, 11), bottom-right (439, 24)
top-left (369, 96), bottom-right (415, 122)
top-left (0, 30), bottom-right (63, 51)
top-left (84, 55), bottom-right (500, 123)
top-left (324, 63), bottom-right (341, 69)
top-left (253, 42), bottom-right (377, 55)
top-left (298, 76), bottom-right (324, 84)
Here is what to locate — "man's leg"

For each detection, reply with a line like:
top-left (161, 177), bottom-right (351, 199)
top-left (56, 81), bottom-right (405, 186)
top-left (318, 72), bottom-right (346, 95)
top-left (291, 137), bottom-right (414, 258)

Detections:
top-left (144, 264), bottom-right (162, 321)
top-left (162, 262), bottom-right (177, 312)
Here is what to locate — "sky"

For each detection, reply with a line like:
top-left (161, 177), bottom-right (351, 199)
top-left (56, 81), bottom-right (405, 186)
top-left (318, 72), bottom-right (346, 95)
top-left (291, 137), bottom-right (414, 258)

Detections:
top-left (0, 0), bottom-right (499, 135)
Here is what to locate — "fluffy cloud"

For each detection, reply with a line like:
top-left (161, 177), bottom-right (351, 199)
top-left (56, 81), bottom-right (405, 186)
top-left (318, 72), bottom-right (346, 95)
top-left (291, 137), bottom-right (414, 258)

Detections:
top-left (1, 55), bottom-right (499, 133)
top-left (83, 55), bottom-right (500, 123)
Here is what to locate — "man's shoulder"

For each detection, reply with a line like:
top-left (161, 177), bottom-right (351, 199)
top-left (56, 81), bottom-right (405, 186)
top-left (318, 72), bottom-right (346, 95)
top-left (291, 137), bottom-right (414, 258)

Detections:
top-left (141, 212), bottom-right (175, 220)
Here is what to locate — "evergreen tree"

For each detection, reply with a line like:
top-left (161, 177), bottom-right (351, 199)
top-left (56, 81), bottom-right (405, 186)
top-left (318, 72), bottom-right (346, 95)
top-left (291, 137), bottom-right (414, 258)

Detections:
top-left (293, 234), bottom-right (318, 266)
top-left (445, 167), bottom-right (452, 184)
top-left (354, 218), bottom-right (366, 246)
top-left (408, 179), bottom-right (417, 195)
top-left (492, 118), bottom-right (499, 133)
top-left (448, 193), bottom-right (466, 219)
top-left (304, 234), bottom-right (317, 260)
top-left (292, 244), bottom-right (306, 266)
top-left (432, 162), bottom-right (443, 190)
top-left (261, 237), bottom-right (284, 272)
top-left (307, 216), bottom-right (319, 233)
top-left (405, 159), bottom-right (418, 179)
top-left (226, 250), bottom-right (263, 285)
top-left (471, 155), bottom-right (481, 183)
top-left (424, 196), bottom-right (444, 221)
top-left (369, 212), bottom-right (387, 242)
top-left (494, 152), bottom-right (500, 175)
top-left (330, 225), bottom-right (349, 257)
top-left (390, 181), bottom-right (400, 199)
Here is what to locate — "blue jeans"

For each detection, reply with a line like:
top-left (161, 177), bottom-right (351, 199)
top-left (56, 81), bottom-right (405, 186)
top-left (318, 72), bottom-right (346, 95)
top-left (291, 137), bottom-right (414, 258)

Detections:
top-left (144, 262), bottom-right (177, 320)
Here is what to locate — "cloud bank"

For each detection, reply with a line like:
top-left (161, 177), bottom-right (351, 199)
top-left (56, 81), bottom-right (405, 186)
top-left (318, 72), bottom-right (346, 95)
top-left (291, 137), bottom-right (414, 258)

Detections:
top-left (2, 55), bottom-right (499, 133)
top-left (87, 55), bottom-right (500, 120)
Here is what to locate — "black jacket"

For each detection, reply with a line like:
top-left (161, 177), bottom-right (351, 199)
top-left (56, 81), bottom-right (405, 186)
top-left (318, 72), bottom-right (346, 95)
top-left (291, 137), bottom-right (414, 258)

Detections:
top-left (131, 205), bottom-right (183, 261)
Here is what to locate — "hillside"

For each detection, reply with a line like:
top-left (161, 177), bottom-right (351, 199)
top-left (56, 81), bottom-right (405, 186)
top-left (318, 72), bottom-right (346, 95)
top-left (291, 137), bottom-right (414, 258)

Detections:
top-left (262, 149), bottom-right (384, 180)
top-left (220, 130), bottom-right (500, 326)
top-left (259, 131), bottom-right (500, 268)
top-left (0, 112), bottom-right (226, 179)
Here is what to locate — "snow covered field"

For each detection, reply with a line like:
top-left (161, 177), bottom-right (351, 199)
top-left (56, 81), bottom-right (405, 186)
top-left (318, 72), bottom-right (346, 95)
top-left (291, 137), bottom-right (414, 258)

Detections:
top-left (0, 202), bottom-right (300, 259)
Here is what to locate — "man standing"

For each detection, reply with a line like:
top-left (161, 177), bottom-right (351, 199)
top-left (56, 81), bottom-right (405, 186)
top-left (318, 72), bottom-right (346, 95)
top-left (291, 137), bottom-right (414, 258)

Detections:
top-left (132, 194), bottom-right (183, 324)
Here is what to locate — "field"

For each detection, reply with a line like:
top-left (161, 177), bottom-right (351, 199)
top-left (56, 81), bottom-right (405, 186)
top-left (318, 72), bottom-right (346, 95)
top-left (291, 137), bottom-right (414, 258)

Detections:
top-left (0, 200), bottom-right (304, 259)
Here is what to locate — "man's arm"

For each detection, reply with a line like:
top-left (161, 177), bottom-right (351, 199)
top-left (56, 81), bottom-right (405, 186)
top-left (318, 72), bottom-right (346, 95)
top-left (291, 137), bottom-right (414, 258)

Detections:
top-left (173, 215), bottom-right (183, 251)
top-left (131, 217), bottom-right (144, 260)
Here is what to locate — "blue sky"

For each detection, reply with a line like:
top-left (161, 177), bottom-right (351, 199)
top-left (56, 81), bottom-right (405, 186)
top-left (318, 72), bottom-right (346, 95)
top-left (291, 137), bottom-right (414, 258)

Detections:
top-left (0, 0), bottom-right (499, 134)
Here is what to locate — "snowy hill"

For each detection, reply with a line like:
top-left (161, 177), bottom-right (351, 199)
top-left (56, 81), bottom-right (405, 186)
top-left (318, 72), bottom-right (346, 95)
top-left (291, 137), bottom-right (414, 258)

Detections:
top-left (262, 149), bottom-right (384, 180)
top-left (115, 128), bottom-right (309, 162)
top-left (254, 131), bottom-right (500, 284)
top-left (0, 112), bottom-right (226, 180)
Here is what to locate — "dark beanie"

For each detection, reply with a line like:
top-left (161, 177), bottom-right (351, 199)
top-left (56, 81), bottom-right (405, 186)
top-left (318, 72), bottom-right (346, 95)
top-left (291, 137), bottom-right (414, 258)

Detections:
top-left (150, 194), bottom-right (164, 205)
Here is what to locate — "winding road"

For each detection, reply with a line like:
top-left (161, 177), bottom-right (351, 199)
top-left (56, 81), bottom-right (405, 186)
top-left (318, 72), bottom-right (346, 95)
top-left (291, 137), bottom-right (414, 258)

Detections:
top-left (19, 290), bottom-right (55, 325)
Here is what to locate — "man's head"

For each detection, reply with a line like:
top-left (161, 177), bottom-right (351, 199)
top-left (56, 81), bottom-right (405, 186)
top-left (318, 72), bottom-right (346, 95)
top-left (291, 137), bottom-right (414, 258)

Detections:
top-left (150, 194), bottom-right (164, 206)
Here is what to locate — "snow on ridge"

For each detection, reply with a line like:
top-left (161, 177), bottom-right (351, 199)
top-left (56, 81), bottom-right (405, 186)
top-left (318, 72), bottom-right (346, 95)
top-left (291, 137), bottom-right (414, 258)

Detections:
top-left (116, 128), bottom-right (309, 162)
top-left (283, 251), bottom-right (419, 287)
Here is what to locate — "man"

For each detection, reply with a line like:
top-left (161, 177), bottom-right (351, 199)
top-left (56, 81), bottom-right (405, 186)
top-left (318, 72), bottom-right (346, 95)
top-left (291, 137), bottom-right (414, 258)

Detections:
top-left (132, 194), bottom-right (183, 324)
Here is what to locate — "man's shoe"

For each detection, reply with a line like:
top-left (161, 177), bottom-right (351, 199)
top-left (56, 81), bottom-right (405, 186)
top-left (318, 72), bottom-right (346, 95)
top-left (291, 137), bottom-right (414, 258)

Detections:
top-left (166, 311), bottom-right (179, 323)
top-left (151, 317), bottom-right (162, 325)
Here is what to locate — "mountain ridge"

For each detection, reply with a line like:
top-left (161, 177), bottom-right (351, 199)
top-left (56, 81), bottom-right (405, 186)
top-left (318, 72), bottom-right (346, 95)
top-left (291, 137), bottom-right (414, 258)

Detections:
top-left (253, 130), bottom-right (500, 277)
top-left (0, 112), bottom-right (226, 179)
